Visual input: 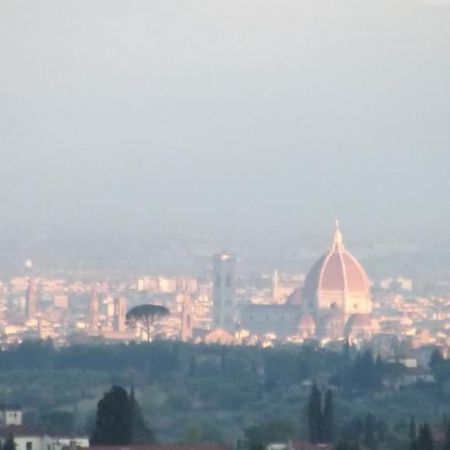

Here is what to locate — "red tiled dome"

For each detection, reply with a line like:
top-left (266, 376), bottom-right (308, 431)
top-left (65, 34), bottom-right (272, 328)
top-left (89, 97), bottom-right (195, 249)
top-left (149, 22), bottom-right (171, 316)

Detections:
top-left (302, 222), bottom-right (370, 309)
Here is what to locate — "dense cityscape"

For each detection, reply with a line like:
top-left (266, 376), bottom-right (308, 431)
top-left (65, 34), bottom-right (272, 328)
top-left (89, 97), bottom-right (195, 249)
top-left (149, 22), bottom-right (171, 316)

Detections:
top-left (3, 222), bottom-right (450, 352)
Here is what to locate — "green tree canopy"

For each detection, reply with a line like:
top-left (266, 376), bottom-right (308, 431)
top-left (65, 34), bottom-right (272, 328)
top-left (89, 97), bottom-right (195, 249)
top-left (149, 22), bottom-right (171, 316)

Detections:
top-left (126, 304), bottom-right (170, 342)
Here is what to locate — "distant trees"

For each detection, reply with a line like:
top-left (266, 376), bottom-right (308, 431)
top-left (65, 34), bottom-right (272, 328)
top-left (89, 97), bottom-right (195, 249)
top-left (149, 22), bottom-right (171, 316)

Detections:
top-left (428, 349), bottom-right (449, 391)
top-left (91, 385), bottom-right (154, 445)
top-left (126, 304), bottom-right (170, 342)
top-left (340, 414), bottom-right (387, 449)
top-left (410, 423), bottom-right (434, 450)
top-left (1, 339), bottom-right (447, 450)
top-left (345, 350), bottom-right (382, 393)
top-left (332, 348), bottom-right (384, 395)
top-left (0, 338), bottom-right (349, 383)
top-left (307, 383), bottom-right (335, 444)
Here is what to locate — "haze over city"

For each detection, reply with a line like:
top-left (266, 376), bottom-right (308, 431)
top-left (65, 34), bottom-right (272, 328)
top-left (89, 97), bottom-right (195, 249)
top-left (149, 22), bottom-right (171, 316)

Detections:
top-left (1, 0), bottom-right (450, 241)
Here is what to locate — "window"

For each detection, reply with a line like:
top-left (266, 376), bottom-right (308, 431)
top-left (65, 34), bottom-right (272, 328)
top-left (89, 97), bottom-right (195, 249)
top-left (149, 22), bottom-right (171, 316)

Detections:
top-left (26, 442), bottom-right (32, 450)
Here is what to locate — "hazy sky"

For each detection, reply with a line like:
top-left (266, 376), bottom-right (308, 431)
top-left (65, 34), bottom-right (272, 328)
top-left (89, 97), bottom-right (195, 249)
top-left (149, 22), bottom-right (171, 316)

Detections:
top-left (1, 0), bottom-right (449, 238)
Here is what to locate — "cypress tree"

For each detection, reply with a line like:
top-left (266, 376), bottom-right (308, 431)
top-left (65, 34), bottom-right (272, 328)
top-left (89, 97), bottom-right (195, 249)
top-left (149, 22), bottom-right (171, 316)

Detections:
top-left (322, 389), bottom-right (335, 443)
top-left (307, 382), bottom-right (322, 443)
top-left (417, 423), bottom-right (434, 450)
top-left (91, 385), bottom-right (133, 445)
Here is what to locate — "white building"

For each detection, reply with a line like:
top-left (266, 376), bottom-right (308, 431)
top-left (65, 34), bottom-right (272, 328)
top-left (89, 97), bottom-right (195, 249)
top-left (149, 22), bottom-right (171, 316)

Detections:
top-left (0, 429), bottom-right (89, 450)
top-left (0, 407), bottom-right (88, 450)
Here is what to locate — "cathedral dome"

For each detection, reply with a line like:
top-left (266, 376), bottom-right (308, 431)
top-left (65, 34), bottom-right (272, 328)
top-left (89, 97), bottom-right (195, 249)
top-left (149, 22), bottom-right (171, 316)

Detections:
top-left (302, 221), bottom-right (371, 315)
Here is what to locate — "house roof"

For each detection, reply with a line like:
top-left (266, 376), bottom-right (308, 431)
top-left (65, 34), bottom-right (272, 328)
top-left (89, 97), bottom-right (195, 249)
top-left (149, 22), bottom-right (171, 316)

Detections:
top-left (0, 404), bottom-right (21, 411)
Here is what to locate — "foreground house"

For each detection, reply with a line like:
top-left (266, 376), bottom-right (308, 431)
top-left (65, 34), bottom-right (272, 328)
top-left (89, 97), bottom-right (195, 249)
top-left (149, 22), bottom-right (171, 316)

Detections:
top-left (0, 425), bottom-right (89, 450)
